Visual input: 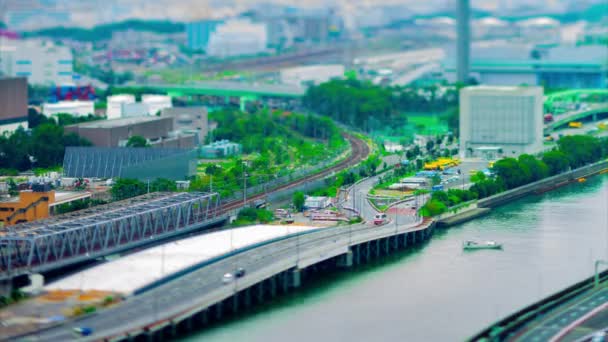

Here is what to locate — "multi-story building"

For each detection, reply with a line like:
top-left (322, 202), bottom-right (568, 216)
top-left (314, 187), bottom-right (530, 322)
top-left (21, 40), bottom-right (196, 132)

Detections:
top-left (186, 20), bottom-right (223, 51)
top-left (0, 40), bottom-right (73, 86)
top-left (142, 95), bottom-right (172, 116)
top-left (207, 20), bottom-right (268, 58)
top-left (161, 106), bottom-right (208, 145)
top-left (459, 86), bottom-right (543, 159)
top-left (0, 77), bottom-right (28, 134)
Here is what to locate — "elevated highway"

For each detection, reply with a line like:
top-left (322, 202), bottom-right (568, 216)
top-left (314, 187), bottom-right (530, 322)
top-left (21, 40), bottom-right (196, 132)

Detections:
top-left (547, 104), bottom-right (608, 131)
top-left (471, 266), bottom-right (608, 341)
top-left (19, 217), bottom-right (434, 341)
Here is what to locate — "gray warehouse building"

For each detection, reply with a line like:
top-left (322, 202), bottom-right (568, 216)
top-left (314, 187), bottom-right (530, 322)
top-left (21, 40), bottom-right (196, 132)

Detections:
top-left (64, 116), bottom-right (196, 148)
top-left (63, 147), bottom-right (197, 180)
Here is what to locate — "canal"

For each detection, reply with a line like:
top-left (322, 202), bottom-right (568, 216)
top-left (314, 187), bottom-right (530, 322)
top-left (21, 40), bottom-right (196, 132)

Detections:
top-left (183, 175), bottom-right (608, 342)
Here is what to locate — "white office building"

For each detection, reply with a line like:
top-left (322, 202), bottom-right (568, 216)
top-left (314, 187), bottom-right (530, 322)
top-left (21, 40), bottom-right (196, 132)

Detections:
top-left (106, 94), bottom-right (136, 120)
top-left (207, 20), bottom-right (268, 58)
top-left (280, 64), bottom-right (344, 86)
top-left (142, 95), bottom-right (172, 116)
top-left (459, 86), bottom-right (543, 159)
top-left (0, 40), bottom-right (73, 86)
top-left (42, 101), bottom-right (94, 118)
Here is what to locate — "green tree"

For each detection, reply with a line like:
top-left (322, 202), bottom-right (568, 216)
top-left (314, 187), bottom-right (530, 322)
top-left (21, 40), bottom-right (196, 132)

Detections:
top-left (293, 191), bottom-right (305, 212)
top-left (110, 178), bottom-right (146, 201)
top-left (542, 150), bottom-right (570, 175)
top-left (126, 135), bottom-right (149, 148)
top-left (557, 135), bottom-right (602, 168)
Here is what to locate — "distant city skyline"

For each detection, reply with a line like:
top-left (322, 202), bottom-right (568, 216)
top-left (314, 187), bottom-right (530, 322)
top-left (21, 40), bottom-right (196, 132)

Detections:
top-left (0, 0), bottom-right (604, 30)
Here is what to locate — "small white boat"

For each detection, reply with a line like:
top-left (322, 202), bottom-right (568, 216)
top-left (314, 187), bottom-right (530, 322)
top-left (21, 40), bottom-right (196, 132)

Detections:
top-left (463, 240), bottom-right (502, 250)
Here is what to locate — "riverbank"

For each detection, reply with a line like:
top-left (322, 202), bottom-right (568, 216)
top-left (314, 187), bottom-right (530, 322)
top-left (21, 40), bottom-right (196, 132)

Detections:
top-left (434, 159), bottom-right (608, 228)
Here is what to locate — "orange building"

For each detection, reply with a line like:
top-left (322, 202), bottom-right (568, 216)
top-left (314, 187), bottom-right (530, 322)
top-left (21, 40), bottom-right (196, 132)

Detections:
top-left (0, 190), bottom-right (55, 226)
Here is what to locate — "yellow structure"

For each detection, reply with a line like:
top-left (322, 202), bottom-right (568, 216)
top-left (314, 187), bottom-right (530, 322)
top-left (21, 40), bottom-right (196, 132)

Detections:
top-left (424, 157), bottom-right (461, 171)
top-left (0, 190), bottom-right (55, 226)
top-left (569, 122), bottom-right (583, 128)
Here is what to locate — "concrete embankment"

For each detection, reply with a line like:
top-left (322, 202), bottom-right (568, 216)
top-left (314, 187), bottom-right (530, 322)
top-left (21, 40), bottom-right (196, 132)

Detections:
top-left (436, 160), bottom-right (608, 227)
top-left (436, 207), bottom-right (491, 227)
top-left (478, 160), bottom-right (608, 208)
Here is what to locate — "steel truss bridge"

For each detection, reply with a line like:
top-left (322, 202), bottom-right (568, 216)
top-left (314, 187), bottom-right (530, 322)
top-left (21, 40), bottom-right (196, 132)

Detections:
top-left (0, 192), bottom-right (222, 281)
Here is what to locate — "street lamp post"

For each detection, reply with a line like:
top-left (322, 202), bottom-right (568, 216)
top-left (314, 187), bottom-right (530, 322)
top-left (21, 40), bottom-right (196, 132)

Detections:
top-left (594, 260), bottom-right (608, 287)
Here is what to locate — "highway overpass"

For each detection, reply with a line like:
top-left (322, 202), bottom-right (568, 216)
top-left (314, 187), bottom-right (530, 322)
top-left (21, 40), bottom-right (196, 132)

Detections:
top-left (116, 81), bottom-right (306, 110)
top-left (470, 264), bottom-right (608, 341)
top-left (17, 216), bottom-right (435, 341)
top-left (547, 104), bottom-right (608, 131)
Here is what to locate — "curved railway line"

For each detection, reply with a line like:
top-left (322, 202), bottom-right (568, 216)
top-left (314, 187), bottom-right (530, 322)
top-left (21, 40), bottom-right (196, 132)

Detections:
top-left (220, 132), bottom-right (370, 212)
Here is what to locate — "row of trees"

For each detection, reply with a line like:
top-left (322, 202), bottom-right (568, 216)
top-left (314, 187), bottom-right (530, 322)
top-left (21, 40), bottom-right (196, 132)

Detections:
top-left (303, 79), bottom-right (459, 132)
top-left (110, 178), bottom-right (177, 201)
top-left (421, 135), bottom-right (608, 217)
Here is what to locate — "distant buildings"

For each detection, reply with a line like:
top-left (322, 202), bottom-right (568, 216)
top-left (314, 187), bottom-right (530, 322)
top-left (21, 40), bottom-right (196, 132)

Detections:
top-left (42, 101), bottom-right (94, 118)
top-left (0, 77), bottom-right (28, 134)
top-left (200, 140), bottom-right (242, 158)
top-left (459, 86), bottom-right (543, 159)
top-left (107, 94), bottom-right (135, 120)
top-left (280, 64), bottom-right (344, 86)
top-left (106, 94), bottom-right (172, 119)
top-left (161, 107), bottom-right (208, 145)
top-left (444, 44), bottom-right (608, 89)
top-left (0, 40), bottom-right (73, 86)
top-left (207, 20), bottom-right (268, 58)
top-left (64, 116), bottom-right (196, 148)
top-left (186, 20), bottom-right (223, 51)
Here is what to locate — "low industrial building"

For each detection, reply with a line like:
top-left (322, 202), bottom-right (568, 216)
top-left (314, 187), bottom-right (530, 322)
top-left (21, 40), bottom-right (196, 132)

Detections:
top-left (42, 100), bottom-right (94, 117)
top-left (459, 86), bottom-right (543, 159)
top-left (64, 116), bottom-right (196, 148)
top-left (0, 77), bottom-right (28, 134)
top-left (107, 94), bottom-right (135, 119)
top-left (0, 185), bottom-right (54, 226)
top-left (280, 64), bottom-right (344, 86)
top-left (304, 196), bottom-right (331, 210)
top-left (161, 106), bottom-right (208, 144)
top-left (63, 147), bottom-right (197, 181)
top-left (200, 140), bottom-right (242, 158)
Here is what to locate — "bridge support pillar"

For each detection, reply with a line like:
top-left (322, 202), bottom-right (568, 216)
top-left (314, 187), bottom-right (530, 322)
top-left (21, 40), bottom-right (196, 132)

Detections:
top-left (403, 233), bottom-right (408, 247)
top-left (200, 309), bottom-right (208, 325)
top-left (355, 245), bottom-right (361, 266)
top-left (281, 272), bottom-right (289, 293)
top-left (170, 322), bottom-right (177, 337)
top-left (594, 113), bottom-right (598, 122)
top-left (215, 301), bottom-right (223, 320)
top-left (232, 292), bottom-right (239, 313)
top-left (291, 268), bottom-right (301, 288)
top-left (256, 282), bottom-right (264, 303)
top-left (270, 276), bottom-right (277, 297)
top-left (337, 250), bottom-right (354, 268)
top-left (244, 287), bottom-right (252, 308)
top-left (376, 239), bottom-right (381, 258)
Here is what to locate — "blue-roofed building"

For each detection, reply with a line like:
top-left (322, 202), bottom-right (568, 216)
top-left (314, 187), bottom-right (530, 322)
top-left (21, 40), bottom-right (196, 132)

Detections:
top-left (444, 44), bottom-right (608, 89)
top-left (186, 20), bottom-right (224, 51)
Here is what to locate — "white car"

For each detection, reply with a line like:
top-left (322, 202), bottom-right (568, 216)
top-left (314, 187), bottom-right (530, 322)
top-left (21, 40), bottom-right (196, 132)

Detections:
top-left (222, 273), bottom-right (234, 284)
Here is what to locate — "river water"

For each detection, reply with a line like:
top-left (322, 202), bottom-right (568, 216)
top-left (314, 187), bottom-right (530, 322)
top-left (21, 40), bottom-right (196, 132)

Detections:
top-left (183, 175), bottom-right (608, 342)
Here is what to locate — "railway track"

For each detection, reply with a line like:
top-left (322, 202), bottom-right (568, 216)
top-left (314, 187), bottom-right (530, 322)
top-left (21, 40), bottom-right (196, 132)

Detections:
top-left (220, 132), bottom-right (370, 212)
